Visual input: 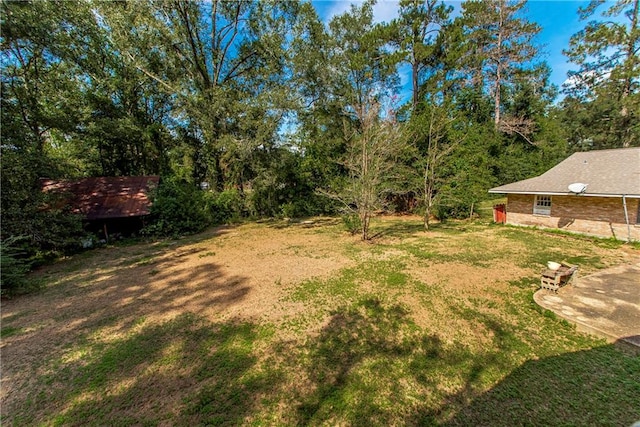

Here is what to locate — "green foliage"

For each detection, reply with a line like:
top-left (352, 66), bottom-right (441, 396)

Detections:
top-left (1, 143), bottom-right (87, 259)
top-left (143, 179), bottom-right (213, 236)
top-left (248, 146), bottom-right (332, 218)
top-left (406, 96), bottom-right (465, 227)
top-left (0, 0), bottom-right (628, 252)
top-left (280, 199), bottom-right (322, 219)
top-left (0, 237), bottom-right (32, 295)
top-left (342, 214), bottom-right (362, 235)
top-left (562, 0), bottom-right (640, 149)
top-left (459, 0), bottom-right (541, 128)
top-left (210, 189), bottom-right (245, 224)
top-left (143, 181), bottom-right (254, 236)
top-left (388, 0), bottom-right (452, 109)
top-left (434, 124), bottom-right (496, 219)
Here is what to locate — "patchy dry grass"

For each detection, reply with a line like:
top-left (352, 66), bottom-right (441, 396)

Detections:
top-left (2, 216), bottom-right (639, 426)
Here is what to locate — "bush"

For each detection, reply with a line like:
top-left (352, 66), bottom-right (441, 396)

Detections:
top-left (143, 178), bottom-right (213, 236)
top-left (280, 202), bottom-right (298, 218)
top-left (280, 199), bottom-right (317, 219)
top-left (342, 213), bottom-right (362, 235)
top-left (210, 189), bottom-right (244, 224)
top-left (31, 207), bottom-right (87, 256)
top-left (0, 237), bottom-right (33, 295)
top-left (143, 181), bottom-right (252, 236)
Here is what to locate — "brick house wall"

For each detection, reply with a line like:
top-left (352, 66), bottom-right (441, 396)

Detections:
top-left (506, 194), bottom-right (640, 241)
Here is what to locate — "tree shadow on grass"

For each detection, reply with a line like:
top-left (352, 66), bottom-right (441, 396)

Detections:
top-left (293, 298), bottom-right (533, 426)
top-left (409, 307), bottom-right (640, 426)
top-left (370, 221), bottom-right (426, 239)
top-left (295, 299), bottom-right (639, 426)
top-left (263, 217), bottom-right (342, 230)
top-left (1, 226), bottom-right (257, 424)
top-left (294, 298), bottom-right (443, 426)
top-left (431, 341), bottom-right (640, 426)
top-left (12, 313), bottom-right (282, 425)
top-left (369, 218), bottom-right (478, 240)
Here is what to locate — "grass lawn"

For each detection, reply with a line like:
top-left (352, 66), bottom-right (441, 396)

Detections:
top-left (2, 216), bottom-right (639, 426)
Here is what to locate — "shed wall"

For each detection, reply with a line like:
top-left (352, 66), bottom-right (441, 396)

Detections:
top-left (506, 194), bottom-right (640, 241)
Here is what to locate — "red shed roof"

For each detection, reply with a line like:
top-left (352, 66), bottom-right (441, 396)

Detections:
top-left (41, 176), bottom-right (160, 220)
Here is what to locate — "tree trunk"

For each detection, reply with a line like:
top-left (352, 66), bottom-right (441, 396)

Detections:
top-left (412, 59), bottom-right (419, 111)
top-left (424, 173), bottom-right (432, 231)
top-left (361, 210), bottom-right (370, 241)
top-left (494, 70), bottom-right (501, 127)
top-left (494, 1), bottom-right (504, 128)
top-left (620, 0), bottom-right (639, 148)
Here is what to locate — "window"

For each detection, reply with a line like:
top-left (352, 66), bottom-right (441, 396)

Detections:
top-left (534, 195), bottom-right (551, 216)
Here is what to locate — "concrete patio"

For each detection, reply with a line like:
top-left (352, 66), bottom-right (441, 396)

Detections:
top-left (534, 262), bottom-right (640, 348)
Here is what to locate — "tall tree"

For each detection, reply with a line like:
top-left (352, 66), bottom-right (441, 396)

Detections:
top-left (342, 102), bottom-right (406, 240)
top-left (390, 0), bottom-right (450, 111)
top-left (460, 0), bottom-right (541, 131)
top-left (1, 0), bottom-right (86, 160)
top-left (97, 0), bottom-right (300, 188)
top-left (322, 1), bottom-right (404, 239)
top-left (409, 102), bottom-right (464, 230)
top-left (2, 0), bottom-right (178, 178)
top-left (288, 2), bottom-right (348, 212)
top-left (1, 0), bottom-right (92, 251)
top-left (563, 0), bottom-right (639, 148)
top-left (328, 1), bottom-right (398, 117)
top-left (81, 1), bottom-right (177, 176)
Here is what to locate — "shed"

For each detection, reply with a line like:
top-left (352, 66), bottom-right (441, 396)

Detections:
top-left (488, 148), bottom-right (640, 241)
top-left (41, 176), bottom-right (160, 239)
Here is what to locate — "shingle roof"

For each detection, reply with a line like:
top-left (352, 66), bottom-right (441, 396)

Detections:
top-left (41, 176), bottom-right (160, 220)
top-left (489, 148), bottom-right (640, 197)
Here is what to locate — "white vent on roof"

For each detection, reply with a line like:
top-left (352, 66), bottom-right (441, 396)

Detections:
top-left (568, 183), bottom-right (588, 194)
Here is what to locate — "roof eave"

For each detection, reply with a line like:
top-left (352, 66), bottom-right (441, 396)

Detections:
top-left (488, 189), bottom-right (640, 198)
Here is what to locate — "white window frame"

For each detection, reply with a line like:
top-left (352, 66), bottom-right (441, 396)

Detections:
top-left (533, 195), bottom-right (552, 216)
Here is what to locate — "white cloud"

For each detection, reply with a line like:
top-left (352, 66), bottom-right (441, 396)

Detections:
top-left (562, 69), bottom-right (611, 89)
top-left (323, 0), bottom-right (352, 22)
top-left (323, 0), bottom-right (400, 24)
top-left (371, 0), bottom-right (400, 23)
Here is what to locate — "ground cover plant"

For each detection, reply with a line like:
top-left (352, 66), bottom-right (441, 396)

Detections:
top-left (1, 217), bottom-right (639, 426)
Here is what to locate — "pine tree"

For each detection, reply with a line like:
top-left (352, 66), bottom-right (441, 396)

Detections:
top-left (460, 0), bottom-right (541, 131)
top-left (390, 0), bottom-right (451, 111)
top-left (563, 0), bottom-right (639, 148)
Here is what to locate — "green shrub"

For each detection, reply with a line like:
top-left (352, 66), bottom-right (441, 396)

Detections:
top-left (210, 189), bottom-right (244, 223)
top-left (280, 199), bottom-right (319, 218)
top-left (0, 237), bottom-right (32, 295)
top-left (342, 214), bottom-right (362, 235)
top-left (143, 178), bottom-right (213, 236)
top-left (32, 206), bottom-right (87, 256)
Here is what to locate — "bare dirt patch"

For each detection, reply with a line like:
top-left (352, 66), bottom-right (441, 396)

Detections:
top-left (2, 217), bottom-right (638, 424)
top-left (0, 220), bottom-right (351, 416)
top-left (409, 261), bottom-right (532, 295)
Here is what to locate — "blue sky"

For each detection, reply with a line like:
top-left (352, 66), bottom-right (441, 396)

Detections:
top-left (310, 0), bottom-right (591, 101)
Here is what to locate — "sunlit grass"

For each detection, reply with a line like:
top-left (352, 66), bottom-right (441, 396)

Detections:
top-left (3, 218), bottom-right (639, 426)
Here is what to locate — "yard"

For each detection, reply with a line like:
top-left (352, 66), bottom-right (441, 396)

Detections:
top-left (2, 217), bottom-right (639, 426)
